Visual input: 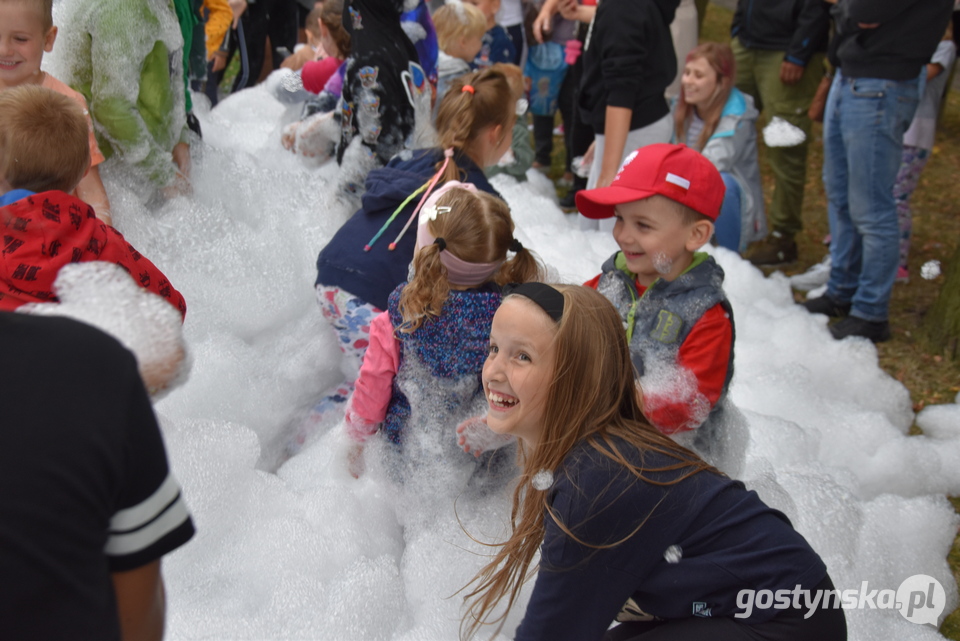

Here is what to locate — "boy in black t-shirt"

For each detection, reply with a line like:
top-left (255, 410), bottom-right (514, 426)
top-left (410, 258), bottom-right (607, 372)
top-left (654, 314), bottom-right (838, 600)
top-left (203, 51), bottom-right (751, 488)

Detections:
top-left (0, 312), bottom-right (195, 639)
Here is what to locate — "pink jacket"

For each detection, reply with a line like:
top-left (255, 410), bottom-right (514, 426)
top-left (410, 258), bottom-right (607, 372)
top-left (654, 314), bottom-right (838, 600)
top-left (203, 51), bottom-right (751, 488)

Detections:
top-left (345, 311), bottom-right (399, 442)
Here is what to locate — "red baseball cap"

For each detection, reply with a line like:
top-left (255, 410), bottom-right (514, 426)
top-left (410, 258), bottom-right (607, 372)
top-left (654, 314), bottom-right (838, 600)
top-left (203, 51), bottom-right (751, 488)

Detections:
top-left (575, 143), bottom-right (725, 221)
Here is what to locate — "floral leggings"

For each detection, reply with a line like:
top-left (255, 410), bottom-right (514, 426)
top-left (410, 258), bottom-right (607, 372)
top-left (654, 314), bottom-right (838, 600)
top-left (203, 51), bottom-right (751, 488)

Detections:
top-left (892, 145), bottom-right (931, 270)
top-left (316, 285), bottom-right (382, 378)
top-left (287, 286), bottom-right (382, 456)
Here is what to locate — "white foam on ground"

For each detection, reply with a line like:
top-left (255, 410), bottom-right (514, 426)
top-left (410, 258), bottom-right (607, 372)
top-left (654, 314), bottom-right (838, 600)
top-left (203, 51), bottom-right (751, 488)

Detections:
top-left (36, 32), bottom-right (960, 635)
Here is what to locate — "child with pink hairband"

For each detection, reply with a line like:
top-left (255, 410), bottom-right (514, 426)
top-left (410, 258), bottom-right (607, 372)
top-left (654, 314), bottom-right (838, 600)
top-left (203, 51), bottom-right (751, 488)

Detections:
top-left (343, 181), bottom-right (544, 477)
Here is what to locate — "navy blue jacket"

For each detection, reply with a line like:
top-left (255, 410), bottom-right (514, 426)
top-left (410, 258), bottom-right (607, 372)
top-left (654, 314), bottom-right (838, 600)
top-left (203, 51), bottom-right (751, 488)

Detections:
top-left (514, 437), bottom-right (827, 641)
top-left (315, 148), bottom-right (499, 311)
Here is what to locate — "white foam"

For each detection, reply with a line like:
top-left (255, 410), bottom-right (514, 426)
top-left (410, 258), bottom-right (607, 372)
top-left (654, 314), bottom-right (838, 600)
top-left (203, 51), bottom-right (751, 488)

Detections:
top-left (39, 24), bottom-right (960, 632)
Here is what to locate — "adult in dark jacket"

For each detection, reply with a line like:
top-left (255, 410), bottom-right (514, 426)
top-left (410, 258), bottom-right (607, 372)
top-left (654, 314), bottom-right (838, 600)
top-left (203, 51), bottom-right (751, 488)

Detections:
top-left (801, 0), bottom-right (953, 343)
top-left (731, 0), bottom-right (831, 266)
top-left (576, 0), bottom-right (679, 230)
top-left (0, 312), bottom-right (195, 640)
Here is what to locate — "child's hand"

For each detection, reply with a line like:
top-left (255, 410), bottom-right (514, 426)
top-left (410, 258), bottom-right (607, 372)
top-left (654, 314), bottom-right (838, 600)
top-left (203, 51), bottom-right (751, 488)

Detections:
top-left (582, 140), bottom-right (596, 168)
top-left (211, 50), bottom-right (228, 73)
top-left (457, 415), bottom-right (514, 457)
top-left (281, 122), bottom-right (299, 151)
top-left (347, 442), bottom-right (365, 478)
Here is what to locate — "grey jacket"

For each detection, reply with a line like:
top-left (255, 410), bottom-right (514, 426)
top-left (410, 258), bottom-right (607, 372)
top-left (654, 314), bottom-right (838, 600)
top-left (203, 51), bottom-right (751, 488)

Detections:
top-left (675, 88), bottom-right (766, 251)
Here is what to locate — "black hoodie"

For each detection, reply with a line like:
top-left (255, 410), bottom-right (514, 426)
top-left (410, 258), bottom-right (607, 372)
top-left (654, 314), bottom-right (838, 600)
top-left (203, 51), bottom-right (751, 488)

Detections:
top-left (577, 0), bottom-right (680, 133)
top-left (829, 0), bottom-right (953, 81)
top-left (337, 0), bottom-right (419, 165)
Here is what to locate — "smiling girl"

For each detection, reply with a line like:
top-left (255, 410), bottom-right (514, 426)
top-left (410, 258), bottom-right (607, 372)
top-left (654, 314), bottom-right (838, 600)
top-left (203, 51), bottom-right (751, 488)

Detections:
top-left (0, 0), bottom-right (112, 225)
top-left (673, 43), bottom-right (765, 253)
top-left (462, 284), bottom-right (846, 641)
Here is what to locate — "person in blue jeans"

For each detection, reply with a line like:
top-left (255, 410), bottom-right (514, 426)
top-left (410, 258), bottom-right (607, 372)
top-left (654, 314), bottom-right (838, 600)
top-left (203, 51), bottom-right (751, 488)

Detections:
top-left (801, 0), bottom-right (953, 343)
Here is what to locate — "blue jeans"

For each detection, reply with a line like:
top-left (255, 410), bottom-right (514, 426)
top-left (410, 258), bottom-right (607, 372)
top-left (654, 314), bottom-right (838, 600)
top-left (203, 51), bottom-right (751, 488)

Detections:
top-left (822, 71), bottom-right (923, 321)
top-left (715, 173), bottom-right (742, 252)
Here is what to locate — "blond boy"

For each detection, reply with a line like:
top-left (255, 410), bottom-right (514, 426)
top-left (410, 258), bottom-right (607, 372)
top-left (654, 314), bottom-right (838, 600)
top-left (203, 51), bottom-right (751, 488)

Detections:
top-left (432, 2), bottom-right (486, 110)
top-left (0, 85), bottom-right (186, 316)
top-left (464, 0), bottom-right (516, 68)
top-left (0, 0), bottom-right (112, 225)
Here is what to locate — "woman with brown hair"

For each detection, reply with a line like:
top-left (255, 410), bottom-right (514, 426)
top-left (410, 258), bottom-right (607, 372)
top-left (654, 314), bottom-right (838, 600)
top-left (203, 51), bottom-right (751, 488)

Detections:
top-left (674, 43), bottom-right (765, 253)
top-left (461, 284), bottom-right (846, 641)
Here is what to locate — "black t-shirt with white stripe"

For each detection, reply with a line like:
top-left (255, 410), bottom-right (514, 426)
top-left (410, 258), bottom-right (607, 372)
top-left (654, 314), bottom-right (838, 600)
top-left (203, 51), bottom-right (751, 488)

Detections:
top-left (0, 312), bottom-right (194, 640)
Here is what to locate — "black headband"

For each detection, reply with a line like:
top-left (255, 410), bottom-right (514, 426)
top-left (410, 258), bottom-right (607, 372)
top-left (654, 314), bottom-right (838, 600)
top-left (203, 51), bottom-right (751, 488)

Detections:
top-left (503, 282), bottom-right (564, 323)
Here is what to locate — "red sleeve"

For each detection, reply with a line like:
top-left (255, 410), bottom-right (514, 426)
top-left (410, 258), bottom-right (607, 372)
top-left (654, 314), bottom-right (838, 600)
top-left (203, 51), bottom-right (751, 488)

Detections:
top-left (642, 303), bottom-right (732, 434)
top-left (583, 273), bottom-right (601, 289)
top-left (100, 226), bottom-right (187, 319)
top-left (302, 57), bottom-right (342, 94)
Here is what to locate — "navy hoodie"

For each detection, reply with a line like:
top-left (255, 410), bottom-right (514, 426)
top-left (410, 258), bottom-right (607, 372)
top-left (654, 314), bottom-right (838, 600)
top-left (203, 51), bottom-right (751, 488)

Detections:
top-left (731, 0), bottom-right (831, 67)
top-left (315, 148), bottom-right (499, 311)
top-left (514, 437), bottom-right (827, 641)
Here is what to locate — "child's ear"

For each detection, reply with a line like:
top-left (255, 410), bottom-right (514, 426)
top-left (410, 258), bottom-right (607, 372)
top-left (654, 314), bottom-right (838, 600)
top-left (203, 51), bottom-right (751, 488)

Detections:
top-left (686, 219), bottom-right (714, 251)
top-left (44, 26), bottom-right (58, 53)
top-left (489, 123), bottom-right (504, 149)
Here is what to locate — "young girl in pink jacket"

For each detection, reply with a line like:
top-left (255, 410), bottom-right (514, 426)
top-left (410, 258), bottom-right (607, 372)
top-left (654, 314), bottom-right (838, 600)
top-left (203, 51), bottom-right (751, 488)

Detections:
top-left (343, 181), bottom-right (543, 477)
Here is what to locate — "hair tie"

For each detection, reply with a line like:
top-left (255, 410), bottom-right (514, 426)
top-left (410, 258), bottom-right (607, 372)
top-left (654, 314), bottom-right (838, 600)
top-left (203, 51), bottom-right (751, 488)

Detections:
top-left (503, 282), bottom-right (564, 323)
top-left (443, 147), bottom-right (454, 158)
top-left (461, 84), bottom-right (475, 95)
top-left (434, 237), bottom-right (447, 251)
top-left (509, 238), bottom-right (523, 253)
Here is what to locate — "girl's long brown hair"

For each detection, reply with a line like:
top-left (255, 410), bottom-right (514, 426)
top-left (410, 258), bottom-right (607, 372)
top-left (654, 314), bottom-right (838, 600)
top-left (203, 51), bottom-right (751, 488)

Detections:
top-left (398, 188), bottom-right (544, 333)
top-left (320, 0), bottom-right (351, 57)
top-left (461, 286), bottom-right (715, 639)
top-left (674, 42), bottom-right (736, 152)
top-left (434, 67), bottom-right (516, 181)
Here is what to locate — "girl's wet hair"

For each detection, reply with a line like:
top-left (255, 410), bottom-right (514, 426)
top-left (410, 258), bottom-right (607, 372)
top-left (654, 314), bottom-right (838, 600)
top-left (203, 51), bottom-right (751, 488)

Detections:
top-left (398, 187), bottom-right (543, 332)
top-left (434, 68), bottom-right (515, 181)
top-left (461, 285), bottom-right (715, 639)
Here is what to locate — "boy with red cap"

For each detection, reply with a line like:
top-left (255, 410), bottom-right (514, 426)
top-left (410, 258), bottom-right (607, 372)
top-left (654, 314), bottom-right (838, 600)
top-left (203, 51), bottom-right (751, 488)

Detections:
top-left (578, 143), bottom-right (734, 458)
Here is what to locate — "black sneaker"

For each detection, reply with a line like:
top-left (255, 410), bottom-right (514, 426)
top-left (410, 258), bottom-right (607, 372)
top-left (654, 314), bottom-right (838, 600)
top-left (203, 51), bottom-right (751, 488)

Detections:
top-left (800, 294), bottom-right (851, 318)
top-left (558, 191), bottom-right (578, 212)
top-left (829, 316), bottom-right (891, 343)
top-left (746, 231), bottom-right (798, 266)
